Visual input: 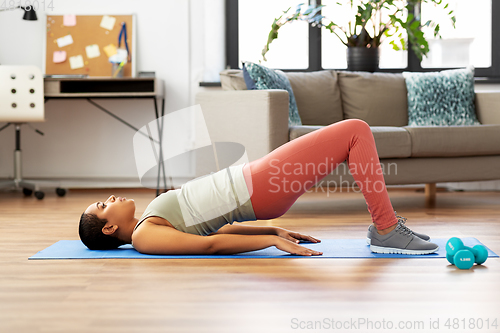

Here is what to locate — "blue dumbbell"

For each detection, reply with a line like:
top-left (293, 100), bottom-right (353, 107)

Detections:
top-left (446, 245), bottom-right (474, 266)
top-left (446, 246), bottom-right (476, 265)
top-left (471, 244), bottom-right (488, 265)
top-left (454, 249), bottom-right (475, 270)
top-left (445, 238), bottom-right (489, 269)
top-left (446, 252), bottom-right (456, 265)
top-left (446, 237), bottom-right (464, 256)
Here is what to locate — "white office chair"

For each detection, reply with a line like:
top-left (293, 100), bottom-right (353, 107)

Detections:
top-left (0, 65), bottom-right (66, 199)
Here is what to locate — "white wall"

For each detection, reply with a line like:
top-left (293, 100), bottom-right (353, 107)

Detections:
top-left (0, 0), bottom-right (225, 188)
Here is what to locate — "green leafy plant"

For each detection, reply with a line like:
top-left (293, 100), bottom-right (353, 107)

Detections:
top-left (262, 0), bottom-right (456, 62)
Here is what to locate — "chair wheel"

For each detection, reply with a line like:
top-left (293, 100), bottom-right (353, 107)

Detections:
top-left (34, 191), bottom-right (45, 200)
top-left (56, 188), bottom-right (66, 197)
top-left (23, 188), bottom-right (33, 196)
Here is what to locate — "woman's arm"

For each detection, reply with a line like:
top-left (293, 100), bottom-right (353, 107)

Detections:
top-left (211, 224), bottom-right (278, 236)
top-left (211, 225), bottom-right (321, 244)
top-left (132, 222), bottom-right (322, 256)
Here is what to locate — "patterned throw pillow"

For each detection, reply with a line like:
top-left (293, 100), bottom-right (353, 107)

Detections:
top-left (403, 66), bottom-right (480, 126)
top-left (244, 62), bottom-right (302, 126)
top-left (242, 64), bottom-right (256, 90)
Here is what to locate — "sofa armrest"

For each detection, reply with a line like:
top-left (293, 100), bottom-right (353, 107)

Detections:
top-left (195, 90), bottom-right (290, 162)
top-left (475, 92), bottom-right (500, 124)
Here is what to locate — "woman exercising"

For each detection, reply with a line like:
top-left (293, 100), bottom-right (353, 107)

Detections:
top-left (79, 119), bottom-right (439, 256)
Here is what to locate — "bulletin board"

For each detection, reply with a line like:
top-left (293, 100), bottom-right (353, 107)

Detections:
top-left (43, 14), bottom-right (136, 77)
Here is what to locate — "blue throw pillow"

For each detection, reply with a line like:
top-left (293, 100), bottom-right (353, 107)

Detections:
top-left (244, 62), bottom-right (302, 126)
top-left (403, 66), bottom-right (480, 126)
top-left (242, 64), bottom-right (256, 90)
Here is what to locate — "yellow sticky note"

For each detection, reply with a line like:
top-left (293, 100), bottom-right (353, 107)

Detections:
top-left (103, 44), bottom-right (117, 57)
top-left (69, 55), bottom-right (84, 69)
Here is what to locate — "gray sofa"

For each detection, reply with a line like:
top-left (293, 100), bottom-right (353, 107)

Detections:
top-left (195, 69), bottom-right (500, 201)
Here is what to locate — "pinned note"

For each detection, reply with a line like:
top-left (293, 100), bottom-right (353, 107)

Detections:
top-left (53, 51), bottom-right (66, 63)
top-left (117, 48), bottom-right (128, 60)
top-left (85, 44), bottom-right (100, 59)
top-left (109, 49), bottom-right (128, 63)
top-left (69, 55), bottom-right (84, 69)
top-left (103, 43), bottom-right (117, 57)
top-left (63, 15), bottom-right (76, 26)
top-left (56, 34), bottom-right (73, 47)
top-left (100, 15), bottom-right (116, 30)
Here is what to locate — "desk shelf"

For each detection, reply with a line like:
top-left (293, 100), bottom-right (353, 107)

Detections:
top-left (44, 78), bottom-right (163, 98)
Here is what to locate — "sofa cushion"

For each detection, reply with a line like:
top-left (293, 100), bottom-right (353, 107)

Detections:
top-left (403, 66), bottom-right (480, 126)
top-left (289, 125), bottom-right (411, 159)
top-left (337, 71), bottom-right (408, 127)
top-left (245, 62), bottom-right (302, 126)
top-left (220, 69), bottom-right (247, 90)
top-left (370, 126), bottom-right (412, 158)
top-left (289, 125), bottom-right (323, 141)
top-left (285, 70), bottom-right (343, 126)
top-left (404, 125), bottom-right (500, 157)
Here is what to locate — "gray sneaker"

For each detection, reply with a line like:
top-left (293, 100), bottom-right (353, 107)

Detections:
top-left (366, 212), bottom-right (430, 245)
top-left (370, 218), bottom-right (439, 255)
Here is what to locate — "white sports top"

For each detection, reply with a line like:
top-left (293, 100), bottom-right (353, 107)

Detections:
top-left (133, 164), bottom-right (256, 236)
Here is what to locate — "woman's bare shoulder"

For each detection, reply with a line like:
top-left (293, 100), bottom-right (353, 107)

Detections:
top-left (131, 218), bottom-right (178, 250)
top-left (132, 217), bottom-right (175, 244)
top-left (142, 216), bottom-right (175, 228)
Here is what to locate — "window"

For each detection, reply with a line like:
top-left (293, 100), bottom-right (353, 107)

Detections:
top-left (420, 0), bottom-right (491, 69)
top-left (321, 0), bottom-right (408, 69)
top-left (226, 0), bottom-right (499, 77)
top-left (238, 0), bottom-right (309, 69)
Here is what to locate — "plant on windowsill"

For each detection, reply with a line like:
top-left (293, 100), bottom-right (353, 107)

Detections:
top-left (262, 1), bottom-right (456, 72)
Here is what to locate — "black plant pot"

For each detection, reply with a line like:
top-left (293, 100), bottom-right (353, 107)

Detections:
top-left (347, 47), bottom-right (380, 72)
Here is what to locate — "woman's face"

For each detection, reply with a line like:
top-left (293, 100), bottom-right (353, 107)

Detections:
top-left (85, 195), bottom-right (136, 225)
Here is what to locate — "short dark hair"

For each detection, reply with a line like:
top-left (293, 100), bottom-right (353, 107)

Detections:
top-left (79, 213), bottom-right (126, 250)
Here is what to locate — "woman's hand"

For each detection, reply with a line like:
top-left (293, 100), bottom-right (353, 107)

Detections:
top-left (274, 237), bottom-right (323, 256)
top-left (275, 227), bottom-right (321, 244)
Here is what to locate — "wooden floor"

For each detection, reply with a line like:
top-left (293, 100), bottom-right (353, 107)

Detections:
top-left (1, 187), bottom-right (499, 333)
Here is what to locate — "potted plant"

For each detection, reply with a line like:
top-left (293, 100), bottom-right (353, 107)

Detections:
top-left (262, 1), bottom-right (456, 72)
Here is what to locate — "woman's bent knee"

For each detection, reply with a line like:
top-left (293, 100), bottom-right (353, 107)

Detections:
top-left (344, 118), bottom-right (370, 130)
top-left (341, 119), bottom-right (372, 139)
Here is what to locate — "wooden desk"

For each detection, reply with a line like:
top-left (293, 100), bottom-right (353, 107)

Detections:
top-left (43, 77), bottom-right (168, 195)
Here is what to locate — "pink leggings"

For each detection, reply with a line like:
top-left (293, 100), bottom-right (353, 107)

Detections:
top-left (242, 119), bottom-right (398, 230)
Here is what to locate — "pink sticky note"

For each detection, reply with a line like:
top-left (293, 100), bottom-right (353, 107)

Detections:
top-left (63, 15), bottom-right (76, 27)
top-left (53, 51), bottom-right (67, 63)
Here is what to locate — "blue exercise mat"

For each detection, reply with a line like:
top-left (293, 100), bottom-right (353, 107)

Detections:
top-left (29, 237), bottom-right (498, 260)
